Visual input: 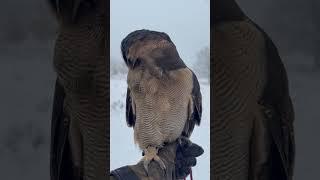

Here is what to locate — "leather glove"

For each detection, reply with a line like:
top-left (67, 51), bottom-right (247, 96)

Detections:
top-left (175, 138), bottom-right (204, 179)
top-left (110, 138), bottom-right (204, 180)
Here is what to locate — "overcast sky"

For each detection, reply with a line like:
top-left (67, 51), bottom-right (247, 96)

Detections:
top-left (110, 0), bottom-right (210, 66)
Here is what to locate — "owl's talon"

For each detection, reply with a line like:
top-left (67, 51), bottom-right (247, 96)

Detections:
top-left (154, 155), bottom-right (166, 172)
top-left (143, 159), bottom-right (150, 175)
top-left (141, 146), bottom-right (166, 176)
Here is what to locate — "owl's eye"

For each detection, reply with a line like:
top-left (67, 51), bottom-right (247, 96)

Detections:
top-left (132, 58), bottom-right (141, 69)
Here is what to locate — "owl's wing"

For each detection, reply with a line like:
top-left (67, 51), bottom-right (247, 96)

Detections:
top-left (250, 19), bottom-right (295, 179)
top-left (182, 71), bottom-right (202, 138)
top-left (126, 88), bottom-right (136, 127)
top-left (261, 33), bottom-right (295, 179)
top-left (50, 79), bottom-right (74, 179)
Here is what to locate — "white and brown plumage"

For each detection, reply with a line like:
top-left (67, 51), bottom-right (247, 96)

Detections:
top-left (121, 30), bottom-right (202, 173)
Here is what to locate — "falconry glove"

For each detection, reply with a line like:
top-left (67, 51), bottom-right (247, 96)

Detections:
top-left (110, 139), bottom-right (204, 180)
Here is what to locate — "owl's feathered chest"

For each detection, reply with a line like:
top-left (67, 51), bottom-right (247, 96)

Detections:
top-left (128, 68), bottom-right (193, 148)
top-left (129, 68), bottom-right (192, 103)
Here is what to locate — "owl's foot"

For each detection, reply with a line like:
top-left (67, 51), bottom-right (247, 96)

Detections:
top-left (141, 146), bottom-right (166, 176)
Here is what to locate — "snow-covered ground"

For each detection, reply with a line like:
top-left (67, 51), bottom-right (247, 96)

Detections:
top-left (110, 75), bottom-right (210, 179)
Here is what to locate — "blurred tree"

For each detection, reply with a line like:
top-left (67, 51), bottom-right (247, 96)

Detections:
top-left (193, 46), bottom-right (210, 81)
top-left (110, 57), bottom-right (128, 76)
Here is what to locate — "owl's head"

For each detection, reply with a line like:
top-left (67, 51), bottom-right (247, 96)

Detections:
top-left (121, 29), bottom-right (186, 75)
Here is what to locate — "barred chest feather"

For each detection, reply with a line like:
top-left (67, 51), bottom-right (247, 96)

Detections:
top-left (128, 67), bottom-right (194, 149)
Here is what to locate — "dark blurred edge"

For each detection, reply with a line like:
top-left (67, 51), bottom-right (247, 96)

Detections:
top-left (210, 1), bottom-right (214, 180)
top-left (106, 0), bottom-right (111, 175)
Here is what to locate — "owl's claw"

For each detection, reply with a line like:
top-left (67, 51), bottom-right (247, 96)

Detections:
top-left (143, 159), bottom-right (150, 175)
top-left (141, 146), bottom-right (166, 176)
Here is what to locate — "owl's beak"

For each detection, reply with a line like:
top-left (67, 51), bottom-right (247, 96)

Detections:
top-left (127, 59), bottom-right (136, 69)
top-left (132, 59), bottom-right (138, 69)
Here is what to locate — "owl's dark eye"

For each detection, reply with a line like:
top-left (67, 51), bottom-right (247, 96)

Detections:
top-left (132, 58), bottom-right (141, 69)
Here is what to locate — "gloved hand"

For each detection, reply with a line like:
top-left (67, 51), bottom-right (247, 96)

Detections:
top-left (175, 137), bottom-right (204, 179)
top-left (110, 138), bottom-right (204, 180)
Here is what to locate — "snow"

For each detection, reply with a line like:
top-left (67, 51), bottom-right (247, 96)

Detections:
top-left (110, 75), bottom-right (210, 179)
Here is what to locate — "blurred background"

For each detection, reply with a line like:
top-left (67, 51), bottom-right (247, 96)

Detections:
top-left (0, 1), bottom-right (57, 179)
top-left (237, 0), bottom-right (320, 179)
top-left (110, 0), bottom-right (210, 179)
